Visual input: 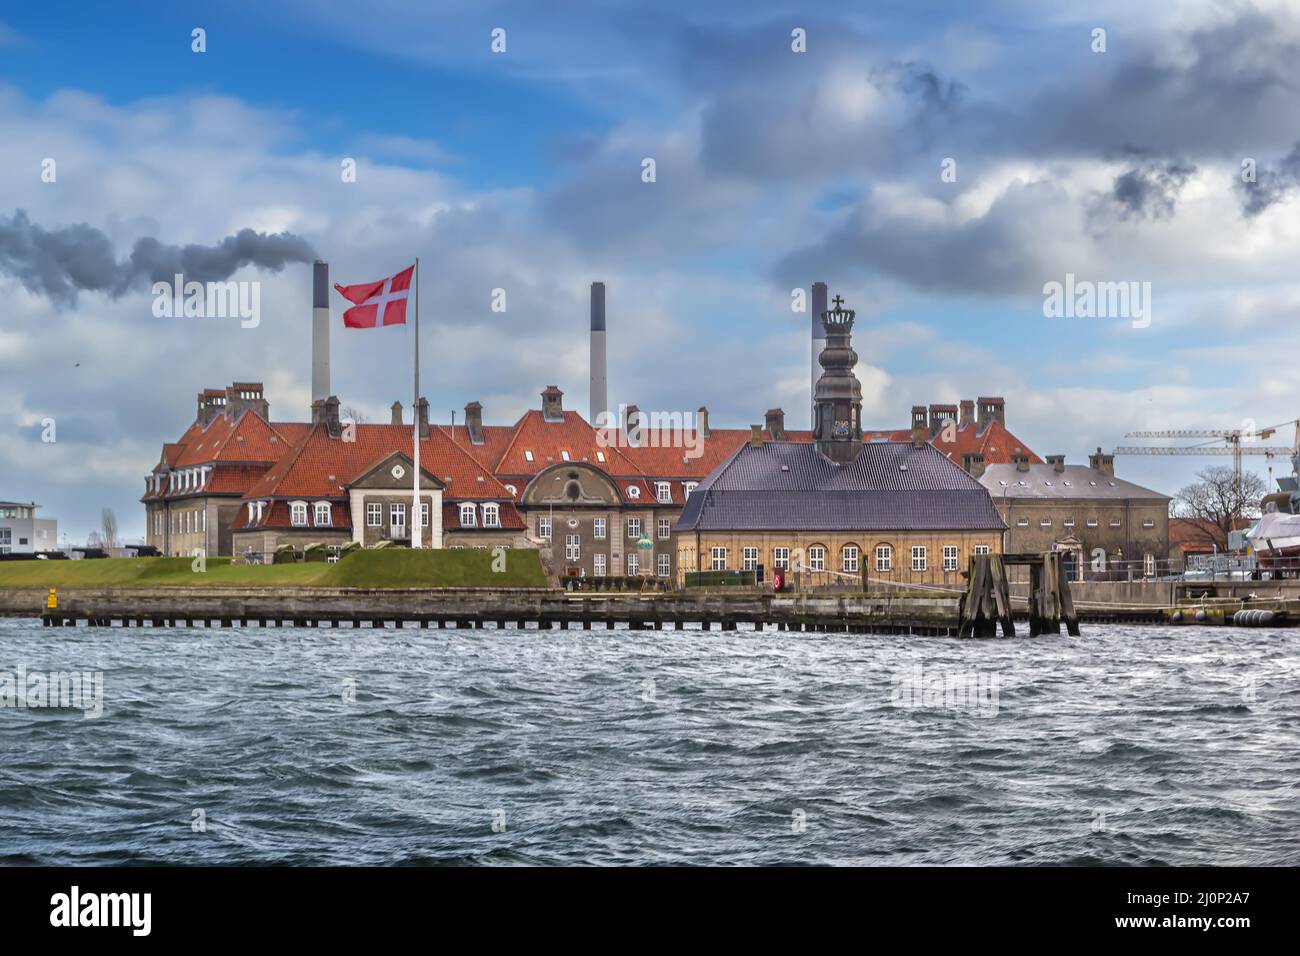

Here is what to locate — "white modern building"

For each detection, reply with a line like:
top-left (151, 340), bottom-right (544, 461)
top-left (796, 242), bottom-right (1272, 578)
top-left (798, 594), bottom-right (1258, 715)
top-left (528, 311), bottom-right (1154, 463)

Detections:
top-left (0, 501), bottom-right (58, 554)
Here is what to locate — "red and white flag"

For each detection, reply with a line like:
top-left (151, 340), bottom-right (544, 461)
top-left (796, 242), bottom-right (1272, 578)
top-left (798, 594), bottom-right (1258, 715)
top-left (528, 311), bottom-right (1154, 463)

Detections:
top-left (334, 264), bottom-right (415, 328)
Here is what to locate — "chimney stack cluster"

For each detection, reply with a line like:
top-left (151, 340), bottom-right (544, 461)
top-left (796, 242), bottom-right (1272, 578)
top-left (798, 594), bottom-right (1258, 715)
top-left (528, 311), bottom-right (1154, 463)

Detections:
top-left (1088, 447), bottom-right (1115, 477)
top-left (1045, 454), bottom-right (1066, 473)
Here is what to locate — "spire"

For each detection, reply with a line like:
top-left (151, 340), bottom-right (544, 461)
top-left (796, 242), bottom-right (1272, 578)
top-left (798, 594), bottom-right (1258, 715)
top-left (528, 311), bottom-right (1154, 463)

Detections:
top-left (812, 295), bottom-right (863, 465)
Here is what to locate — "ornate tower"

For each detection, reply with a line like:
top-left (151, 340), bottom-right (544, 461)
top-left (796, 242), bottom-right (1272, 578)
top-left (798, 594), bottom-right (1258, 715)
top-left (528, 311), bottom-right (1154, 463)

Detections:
top-left (813, 295), bottom-right (863, 465)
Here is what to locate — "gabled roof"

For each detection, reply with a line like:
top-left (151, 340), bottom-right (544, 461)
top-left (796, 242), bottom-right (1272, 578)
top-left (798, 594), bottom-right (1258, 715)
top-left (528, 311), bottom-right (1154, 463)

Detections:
top-left (677, 441), bottom-right (1006, 532)
top-left (242, 423), bottom-right (516, 502)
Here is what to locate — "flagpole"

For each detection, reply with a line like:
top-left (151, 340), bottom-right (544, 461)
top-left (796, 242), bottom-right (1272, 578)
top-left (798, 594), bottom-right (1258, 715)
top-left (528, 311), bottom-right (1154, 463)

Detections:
top-left (412, 257), bottom-right (421, 549)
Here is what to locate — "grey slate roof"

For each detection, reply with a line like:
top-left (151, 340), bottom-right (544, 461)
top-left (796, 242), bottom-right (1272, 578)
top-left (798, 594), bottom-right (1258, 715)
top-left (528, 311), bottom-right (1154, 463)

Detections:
top-left (979, 463), bottom-right (1169, 501)
top-left (675, 441), bottom-right (1007, 532)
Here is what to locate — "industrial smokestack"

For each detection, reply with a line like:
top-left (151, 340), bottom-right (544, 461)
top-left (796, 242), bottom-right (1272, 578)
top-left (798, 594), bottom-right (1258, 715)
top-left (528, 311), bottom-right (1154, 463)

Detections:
top-left (312, 261), bottom-right (331, 408)
top-left (810, 281), bottom-right (827, 428)
top-left (589, 281), bottom-right (608, 427)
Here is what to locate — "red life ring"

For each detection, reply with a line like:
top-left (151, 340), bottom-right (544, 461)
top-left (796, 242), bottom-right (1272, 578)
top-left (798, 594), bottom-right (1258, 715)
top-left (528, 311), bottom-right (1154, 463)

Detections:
top-left (773, 571), bottom-right (784, 592)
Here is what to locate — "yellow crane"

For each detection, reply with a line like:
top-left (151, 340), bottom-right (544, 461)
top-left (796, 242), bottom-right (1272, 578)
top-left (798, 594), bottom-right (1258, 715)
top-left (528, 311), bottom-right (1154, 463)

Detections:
top-left (1113, 420), bottom-right (1300, 520)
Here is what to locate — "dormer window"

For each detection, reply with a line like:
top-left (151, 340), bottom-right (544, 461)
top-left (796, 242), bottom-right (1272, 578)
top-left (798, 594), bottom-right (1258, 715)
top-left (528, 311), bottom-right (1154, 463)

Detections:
top-left (596, 451), bottom-right (606, 463)
top-left (683, 482), bottom-right (698, 498)
top-left (626, 485), bottom-right (641, 500)
top-left (460, 503), bottom-right (477, 527)
top-left (656, 482), bottom-right (671, 503)
top-left (482, 503), bottom-right (500, 528)
top-left (314, 502), bottom-right (331, 526)
top-left (290, 501), bottom-right (308, 526)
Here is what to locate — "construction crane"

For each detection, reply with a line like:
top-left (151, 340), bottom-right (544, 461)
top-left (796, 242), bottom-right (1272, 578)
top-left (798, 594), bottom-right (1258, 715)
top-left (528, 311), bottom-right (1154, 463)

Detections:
top-left (1114, 420), bottom-right (1300, 520)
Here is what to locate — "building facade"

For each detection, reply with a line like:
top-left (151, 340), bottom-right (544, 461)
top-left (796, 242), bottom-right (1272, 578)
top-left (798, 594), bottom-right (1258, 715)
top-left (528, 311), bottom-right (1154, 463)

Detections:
top-left (978, 450), bottom-right (1170, 578)
top-left (0, 501), bottom-right (58, 554)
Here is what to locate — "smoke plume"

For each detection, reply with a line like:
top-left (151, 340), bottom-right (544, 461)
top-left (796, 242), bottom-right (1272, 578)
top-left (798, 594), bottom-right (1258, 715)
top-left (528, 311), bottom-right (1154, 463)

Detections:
top-left (0, 209), bottom-right (317, 304)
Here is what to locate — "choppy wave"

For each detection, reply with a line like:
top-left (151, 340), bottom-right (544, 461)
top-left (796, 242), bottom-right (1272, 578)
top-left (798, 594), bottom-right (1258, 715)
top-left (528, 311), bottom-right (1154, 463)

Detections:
top-left (0, 619), bottom-right (1296, 865)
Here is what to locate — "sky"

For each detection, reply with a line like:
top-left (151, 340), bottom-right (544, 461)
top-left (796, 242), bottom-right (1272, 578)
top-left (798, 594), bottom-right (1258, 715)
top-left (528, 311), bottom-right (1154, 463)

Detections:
top-left (3, 0), bottom-right (1300, 543)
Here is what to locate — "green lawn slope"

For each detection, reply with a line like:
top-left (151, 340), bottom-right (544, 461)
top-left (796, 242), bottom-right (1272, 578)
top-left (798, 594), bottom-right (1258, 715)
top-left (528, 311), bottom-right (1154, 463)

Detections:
top-left (0, 549), bottom-right (547, 589)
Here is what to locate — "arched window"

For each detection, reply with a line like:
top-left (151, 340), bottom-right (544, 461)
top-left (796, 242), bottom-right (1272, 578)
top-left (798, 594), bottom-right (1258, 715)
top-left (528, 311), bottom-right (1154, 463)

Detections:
top-left (807, 544), bottom-right (826, 572)
top-left (875, 544), bottom-right (893, 572)
top-left (482, 502), bottom-right (500, 528)
top-left (290, 501), bottom-right (308, 527)
top-left (460, 503), bottom-right (477, 527)
top-left (314, 502), bottom-right (331, 526)
top-left (841, 544), bottom-right (860, 573)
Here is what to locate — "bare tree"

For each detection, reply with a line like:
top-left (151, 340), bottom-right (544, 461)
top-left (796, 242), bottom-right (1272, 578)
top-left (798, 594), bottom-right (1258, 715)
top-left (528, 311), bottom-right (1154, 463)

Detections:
top-left (1173, 466), bottom-right (1267, 551)
top-left (340, 405), bottom-right (367, 426)
top-left (100, 508), bottom-right (119, 550)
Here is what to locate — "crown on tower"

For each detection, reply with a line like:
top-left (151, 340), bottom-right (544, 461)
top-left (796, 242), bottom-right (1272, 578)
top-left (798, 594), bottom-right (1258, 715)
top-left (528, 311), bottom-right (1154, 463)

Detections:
top-left (821, 294), bottom-right (855, 331)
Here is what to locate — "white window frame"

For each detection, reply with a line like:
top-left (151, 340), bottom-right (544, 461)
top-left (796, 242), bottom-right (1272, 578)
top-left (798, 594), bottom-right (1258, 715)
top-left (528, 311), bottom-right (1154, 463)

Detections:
top-left (842, 545), bottom-right (859, 573)
top-left (314, 502), bottom-right (331, 526)
top-left (875, 545), bottom-right (893, 572)
top-left (657, 518), bottom-right (670, 540)
top-left (289, 502), bottom-right (307, 527)
top-left (742, 546), bottom-right (758, 571)
top-left (390, 502), bottom-right (406, 530)
top-left (421, 502), bottom-right (431, 527)
top-left (911, 546), bottom-right (927, 572)
top-left (627, 553), bottom-right (639, 575)
top-left (565, 534), bottom-right (581, 562)
top-left (773, 547), bottom-right (790, 570)
top-left (656, 481), bottom-right (671, 504)
top-left (593, 517), bottom-right (607, 539)
top-left (1016, 517), bottom-right (1029, 527)
top-left (710, 546), bottom-right (727, 571)
top-left (1040, 517), bottom-right (1052, 527)
top-left (460, 503), bottom-right (477, 527)
top-left (538, 515), bottom-right (552, 540)
top-left (1086, 517), bottom-right (1098, 528)
top-left (942, 545), bottom-right (959, 572)
top-left (973, 544), bottom-right (991, 556)
top-left (367, 503), bottom-right (382, 527)
top-left (627, 518), bottom-right (642, 539)
top-left (657, 553), bottom-right (670, 577)
top-left (594, 553), bottom-right (607, 577)
top-left (808, 545), bottom-right (826, 572)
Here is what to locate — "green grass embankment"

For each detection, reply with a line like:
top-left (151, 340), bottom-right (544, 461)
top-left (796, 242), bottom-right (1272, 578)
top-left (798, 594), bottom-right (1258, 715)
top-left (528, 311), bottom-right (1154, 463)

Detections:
top-left (0, 548), bottom-right (547, 589)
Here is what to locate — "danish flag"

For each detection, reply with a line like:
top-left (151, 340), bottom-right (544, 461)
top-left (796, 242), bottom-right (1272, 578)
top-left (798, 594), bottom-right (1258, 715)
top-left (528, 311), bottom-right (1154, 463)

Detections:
top-left (334, 264), bottom-right (414, 328)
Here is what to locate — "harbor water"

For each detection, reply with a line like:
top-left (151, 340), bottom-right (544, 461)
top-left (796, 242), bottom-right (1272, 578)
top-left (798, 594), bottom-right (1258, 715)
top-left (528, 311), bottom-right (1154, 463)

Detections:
top-left (0, 618), bottom-right (1296, 865)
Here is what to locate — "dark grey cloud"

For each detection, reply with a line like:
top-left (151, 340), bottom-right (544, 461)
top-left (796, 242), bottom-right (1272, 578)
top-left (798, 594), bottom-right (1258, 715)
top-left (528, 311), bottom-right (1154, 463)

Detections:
top-left (0, 209), bottom-right (317, 305)
top-left (772, 178), bottom-right (1066, 297)
top-left (1237, 141), bottom-right (1300, 217)
top-left (1108, 158), bottom-right (1197, 221)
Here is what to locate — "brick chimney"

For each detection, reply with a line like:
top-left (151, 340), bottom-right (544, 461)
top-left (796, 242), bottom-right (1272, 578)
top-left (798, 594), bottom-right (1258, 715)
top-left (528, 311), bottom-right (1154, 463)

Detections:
top-left (541, 385), bottom-right (564, 422)
top-left (962, 452), bottom-right (986, 478)
top-left (765, 408), bottom-right (786, 441)
top-left (697, 406), bottom-right (710, 437)
top-left (749, 424), bottom-right (763, 448)
top-left (976, 396), bottom-right (1005, 433)
top-left (465, 401), bottom-right (484, 445)
top-left (1045, 454), bottom-right (1066, 473)
top-left (416, 397), bottom-right (429, 439)
top-left (1088, 447), bottom-right (1115, 477)
top-left (225, 382), bottom-right (269, 421)
top-left (1012, 451), bottom-right (1030, 472)
top-left (312, 395), bottom-right (342, 438)
top-left (959, 399), bottom-right (975, 429)
top-left (390, 401), bottom-right (403, 426)
top-left (623, 404), bottom-right (642, 447)
top-left (196, 388), bottom-right (226, 426)
top-left (928, 404), bottom-right (958, 436)
top-left (911, 405), bottom-right (928, 448)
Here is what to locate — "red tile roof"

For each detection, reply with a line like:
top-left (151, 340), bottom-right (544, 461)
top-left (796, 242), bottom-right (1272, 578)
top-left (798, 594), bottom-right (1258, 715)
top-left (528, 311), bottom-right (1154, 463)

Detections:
top-left (242, 423), bottom-right (516, 502)
top-left (862, 419), bottom-right (1041, 467)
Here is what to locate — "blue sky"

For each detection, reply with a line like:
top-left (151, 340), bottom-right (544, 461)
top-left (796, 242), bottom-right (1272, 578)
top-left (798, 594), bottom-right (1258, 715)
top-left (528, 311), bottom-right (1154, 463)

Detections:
top-left (3, 0), bottom-right (1300, 541)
